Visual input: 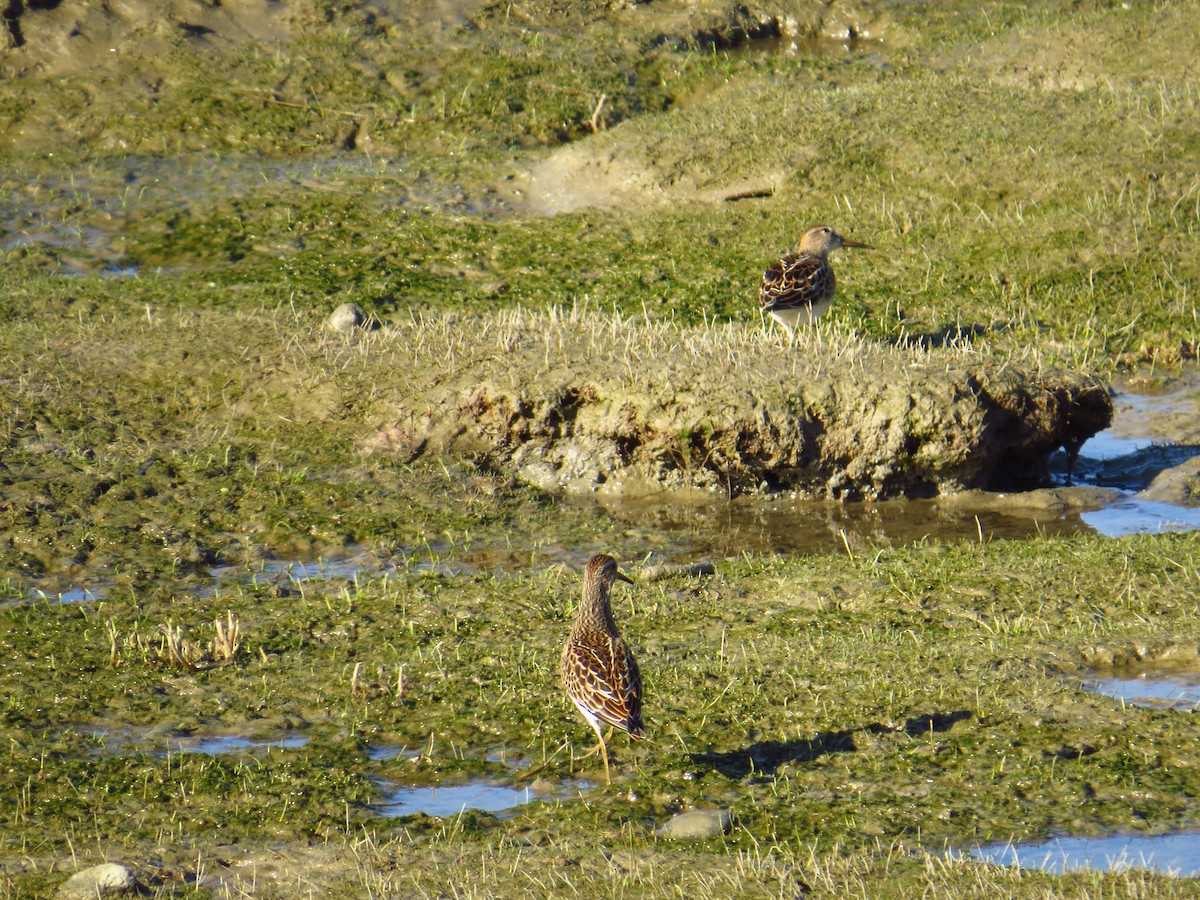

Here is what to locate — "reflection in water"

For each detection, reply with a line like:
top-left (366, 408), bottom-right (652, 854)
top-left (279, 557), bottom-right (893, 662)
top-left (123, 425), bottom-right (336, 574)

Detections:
top-left (374, 783), bottom-right (533, 817)
top-left (369, 777), bottom-right (585, 820)
top-left (17, 377), bottom-right (1200, 604)
top-left (4, 585), bottom-right (105, 611)
top-left (372, 778), bottom-right (586, 818)
top-left (1081, 496), bottom-right (1200, 538)
top-left (368, 745), bottom-right (421, 762)
top-left (969, 832), bottom-right (1200, 876)
top-left (217, 555), bottom-right (379, 584)
top-left (47, 587), bottom-right (103, 604)
top-left (170, 735), bottom-right (309, 755)
top-left (572, 490), bottom-right (1092, 559)
top-left (573, 376), bottom-right (1200, 558)
top-left (209, 544), bottom-right (603, 588)
top-left (87, 727), bottom-right (309, 756)
top-left (1079, 430), bottom-right (1155, 462)
top-left (1085, 672), bottom-right (1200, 710)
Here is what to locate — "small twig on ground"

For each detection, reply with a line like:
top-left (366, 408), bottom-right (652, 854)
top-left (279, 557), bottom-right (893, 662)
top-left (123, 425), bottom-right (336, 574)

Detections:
top-left (723, 187), bottom-right (775, 202)
top-left (590, 93), bottom-right (608, 133)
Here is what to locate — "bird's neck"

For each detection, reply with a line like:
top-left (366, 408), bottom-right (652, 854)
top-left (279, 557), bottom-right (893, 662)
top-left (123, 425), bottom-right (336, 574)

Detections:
top-left (574, 583), bottom-right (616, 635)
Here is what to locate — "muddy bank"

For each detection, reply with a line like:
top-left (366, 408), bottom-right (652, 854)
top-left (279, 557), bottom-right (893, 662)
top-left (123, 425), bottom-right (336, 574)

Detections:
top-left (360, 309), bottom-right (1111, 500)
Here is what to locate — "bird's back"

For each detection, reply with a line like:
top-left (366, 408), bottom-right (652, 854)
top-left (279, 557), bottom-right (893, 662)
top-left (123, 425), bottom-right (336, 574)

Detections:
top-left (560, 626), bottom-right (645, 739)
top-left (759, 253), bottom-right (836, 313)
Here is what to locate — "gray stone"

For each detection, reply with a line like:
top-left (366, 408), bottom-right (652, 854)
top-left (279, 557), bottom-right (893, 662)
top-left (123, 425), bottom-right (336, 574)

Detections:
top-left (57, 863), bottom-right (137, 899)
top-left (527, 777), bottom-right (560, 795)
top-left (1140, 456), bottom-right (1200, 504)
top-left (938, 486), bottom-right (1120, 515)
top-left (325, 302), bottom-right (374, 334)
top-left (656, 808), bottom-right (732, 840)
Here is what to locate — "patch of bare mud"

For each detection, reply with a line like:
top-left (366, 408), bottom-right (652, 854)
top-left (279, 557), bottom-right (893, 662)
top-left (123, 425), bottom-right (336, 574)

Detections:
top-left (193, 843), bottom-right (354, 896)
top-left (1, 0), bottom-right (488, 76)
top-left (508, 140), bottom-right (667, 216)
top-left (2, 0), bottom-right (290, 77)
top-left (1075, 371), bottom-right (1200, 506)
top-left (505, 129), bottom-right (792, 215)
top-left (495, 0), bottom-right (897, 215)
top-left (1109, 374), bottom-right (1200, 447)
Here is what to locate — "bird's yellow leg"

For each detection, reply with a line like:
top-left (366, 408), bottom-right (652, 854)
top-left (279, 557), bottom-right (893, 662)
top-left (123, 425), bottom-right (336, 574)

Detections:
top-left (589, 719), bottom-right (612, 785)
top-left (577, 727), bottom-right (616, 760)
top-left (598, 738), bottom-right (611, 786)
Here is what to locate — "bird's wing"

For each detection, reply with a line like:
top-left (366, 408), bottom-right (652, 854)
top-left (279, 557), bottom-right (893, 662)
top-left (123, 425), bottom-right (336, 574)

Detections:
top-left (759, 255), bottom-right (832, 311)
top-left (608, 637), bottom-right (644, 739)
top-left (562, 636), bottom-right (644, 738)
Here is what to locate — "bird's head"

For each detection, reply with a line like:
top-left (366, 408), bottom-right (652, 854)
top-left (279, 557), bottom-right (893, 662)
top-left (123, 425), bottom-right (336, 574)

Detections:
top-left (585, 554), bottom-right (634, 586)
top-left (798, 225), bottom-right (872, 257)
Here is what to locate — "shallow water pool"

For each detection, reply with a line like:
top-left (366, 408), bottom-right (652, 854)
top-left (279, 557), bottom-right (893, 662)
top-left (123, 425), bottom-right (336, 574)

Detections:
top-left (969, 831), bottom-right (1200, 876)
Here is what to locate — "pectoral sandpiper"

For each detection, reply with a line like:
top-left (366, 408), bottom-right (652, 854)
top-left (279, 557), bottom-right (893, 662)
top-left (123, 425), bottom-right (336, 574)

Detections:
top-left (759, 225), bottom-right (871, 331)
top-left (559, 554), bottom-right (644, 785)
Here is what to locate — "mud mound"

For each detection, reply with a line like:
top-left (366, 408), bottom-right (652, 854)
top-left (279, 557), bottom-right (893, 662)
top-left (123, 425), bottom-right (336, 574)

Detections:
top-left (359, 309), bottom-right (1112, 500)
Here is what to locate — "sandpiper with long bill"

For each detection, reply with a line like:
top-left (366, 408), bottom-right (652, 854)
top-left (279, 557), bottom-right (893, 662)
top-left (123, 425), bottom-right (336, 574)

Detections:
top-left (559, 554), bottom-right (644, 785)
top-left (759, 225), bottom-right (871, 331)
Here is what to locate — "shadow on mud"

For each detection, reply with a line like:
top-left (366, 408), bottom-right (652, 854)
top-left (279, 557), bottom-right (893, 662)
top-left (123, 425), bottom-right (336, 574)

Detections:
top-left (692, 710), bottom-right (972, 778)
top-left (891, 322), bottom-right (995, 350)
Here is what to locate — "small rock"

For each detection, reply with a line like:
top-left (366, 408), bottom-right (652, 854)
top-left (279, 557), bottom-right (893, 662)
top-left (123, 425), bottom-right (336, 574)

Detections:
top-left (516, 460), bottom-right (561, 492)
top-left (939, 487), bottom-right (1118, 514)
top-left (656, 809), bottom-right (732, 840)
top-left (1140, 456), bottom-right (1200, 505)
top-left (527, 778), bottom-right (560, 795)
top-left (57, 863), bottom-right (138, 899)
top-left (325, 302), bottom-right (375, 334)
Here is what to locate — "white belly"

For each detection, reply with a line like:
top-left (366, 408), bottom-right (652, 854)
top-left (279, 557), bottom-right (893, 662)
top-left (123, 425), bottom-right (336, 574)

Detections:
top-left (769, 297), bottom-right (832, 331)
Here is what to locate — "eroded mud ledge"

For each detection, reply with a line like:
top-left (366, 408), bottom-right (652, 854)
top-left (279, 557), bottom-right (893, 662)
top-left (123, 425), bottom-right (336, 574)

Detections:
top-left (363, 309), bottom-right (1112, 500)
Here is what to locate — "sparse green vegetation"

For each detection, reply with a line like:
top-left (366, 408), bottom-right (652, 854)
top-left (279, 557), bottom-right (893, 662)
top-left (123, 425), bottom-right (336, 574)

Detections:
top-left (4, 534), bottom-right (1200, 895)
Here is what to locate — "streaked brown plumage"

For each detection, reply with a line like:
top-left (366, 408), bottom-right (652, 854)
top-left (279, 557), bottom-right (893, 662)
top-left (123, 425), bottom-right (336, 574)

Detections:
top-left (559, 553), bottom-right (644, 785)
top-left (759, 225), bottom-right (871, 331)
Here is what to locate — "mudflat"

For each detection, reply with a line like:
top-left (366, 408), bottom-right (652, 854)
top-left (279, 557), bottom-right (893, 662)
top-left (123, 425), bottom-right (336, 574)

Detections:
top-left (2, 1), bottom-right (1199, 896)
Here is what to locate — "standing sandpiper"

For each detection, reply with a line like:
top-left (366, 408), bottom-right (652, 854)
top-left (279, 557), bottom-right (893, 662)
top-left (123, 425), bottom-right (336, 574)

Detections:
top-left (559, 554), bottom-right (644, 785)
top-left (759, 225), bottom-right (871, 331)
